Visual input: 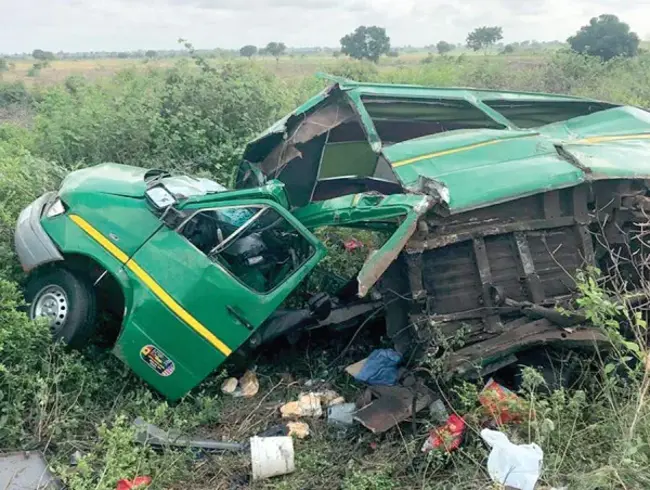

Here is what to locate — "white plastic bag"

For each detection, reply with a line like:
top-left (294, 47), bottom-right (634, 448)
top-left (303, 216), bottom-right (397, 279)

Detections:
top-left (480, 429), bottom-right (543, 490)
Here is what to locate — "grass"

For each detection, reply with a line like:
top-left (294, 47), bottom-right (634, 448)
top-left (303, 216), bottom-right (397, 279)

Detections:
top-left (0, 51), bottom-right (555, 86)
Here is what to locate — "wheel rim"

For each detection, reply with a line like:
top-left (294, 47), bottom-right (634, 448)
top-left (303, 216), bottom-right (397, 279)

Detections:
top-left (31, 285), bottom-right (69, 333)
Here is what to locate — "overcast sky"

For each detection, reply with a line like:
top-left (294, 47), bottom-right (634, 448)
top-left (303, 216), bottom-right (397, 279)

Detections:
top-left (2, 0), bottom-right (650, 53)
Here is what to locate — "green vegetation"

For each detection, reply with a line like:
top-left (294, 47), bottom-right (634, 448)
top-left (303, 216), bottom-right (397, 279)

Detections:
top-left (568, 14), bottom-right (640, 61)
top-left (32, 49), bottom-right (56, 62)
top-left (466, 26), bottom-right (503, 53)
top-left (436, 41), bottom-right (454, 56)
top-left (3, 50), bottom-right (650, 488)
top-left (340, 26), bottom-right (391, 63)
top-left (261, 42), bottom-right (287, 62)
top-left (240, 45), bottom-right (258, 58)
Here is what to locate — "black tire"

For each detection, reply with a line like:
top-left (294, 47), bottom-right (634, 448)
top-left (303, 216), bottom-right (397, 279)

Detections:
top-left (26, 267), bottom-right (97, 350)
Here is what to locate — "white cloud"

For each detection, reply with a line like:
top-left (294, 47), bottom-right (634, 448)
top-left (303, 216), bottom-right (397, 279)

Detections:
top-left (1, 0), bottom-right (649, 53)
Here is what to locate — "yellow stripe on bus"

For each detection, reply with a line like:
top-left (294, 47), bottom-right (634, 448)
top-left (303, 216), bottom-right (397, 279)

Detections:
top-left (69, 214), bottom-right (232, 357)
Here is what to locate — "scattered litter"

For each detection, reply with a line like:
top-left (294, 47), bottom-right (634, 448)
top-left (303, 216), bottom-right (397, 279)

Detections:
top-left (280, 390), bottom-right (344, 418)
top-left (481, 429), bottom-right (543, 490)
top-left (355, 384), bottom-right (434, 433)
top-left (317, 389), bottom-right (344, 406)
top-left (116, 476), bottom-right (152, 490)
top-left (133, 417), bottom-right (245, 452)
top-left (479, 378), bottom-right (525, 424)
top-left (328, 396), bottom-right (346, 406)
top-left (221, 377), bottom-right (238, 394)
top-left (304, 378), bottom-right (325, 388)
top-left (280, 393), bottom-right (323, 418)
top-left (69, 450), bottom-right (83, 467)
top-left (428, 398), bottom-right (449, 423)
top-left (343, 238), bottom-right (364, 251)
top-left (0, 451), bottom-right (60, 489)
top-left (421, 414), bottom-right (466, 453)
top-left (286, 421), bottom-right (310, 439)
top-left (250, 436), bottom-right (295, 480)
top-left (221, 370), bottom-right (259, 398)
top-left (346, 349), bottom-right (402, 386)
top-left (327, 403), bottom-right (357, 427)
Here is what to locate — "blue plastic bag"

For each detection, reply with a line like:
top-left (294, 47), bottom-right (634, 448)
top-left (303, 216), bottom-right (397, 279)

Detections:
top-left (355, 349), bottom-right (402, 386)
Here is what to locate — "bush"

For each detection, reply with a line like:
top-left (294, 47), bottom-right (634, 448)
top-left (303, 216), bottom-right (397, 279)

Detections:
top-left (33, 61), bottom-right (293, 182)
top-left (0, 82), bottom-right (32, 107)
top-left (328, 60), bottom-right (380, 82)
top-left (0, 138), bottom-right (63, 280)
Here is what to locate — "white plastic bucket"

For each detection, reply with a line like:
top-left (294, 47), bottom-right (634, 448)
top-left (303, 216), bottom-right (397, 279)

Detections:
top-left (250, 436), bottom-right (295, 480)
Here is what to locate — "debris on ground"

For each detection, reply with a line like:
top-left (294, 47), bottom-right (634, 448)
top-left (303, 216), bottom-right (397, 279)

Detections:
top-left (327, 403), bottom-right (357, 427)
top-left (428, 398), bottom-right (449, 424)
top-left (354, 384), bottom-right (435, 433)
top-left (479, 378), bottom-right (526, 424)
top-left (250, 436), bottom-right (295, 481)
top-left (280, 390), bottom-right (344, 419)
top-left (285, 421), bottom-right (310, 439)
top-left (116, 476), bottom-right (152, 490)
top-left (421, 414), bottom-right (466, 453)
top-left (0, 451), bottom-right (60, 489)
top-left (280, 393), bottom-right (323, 418)
top-left (221, 370), bottom-right (259, 398)
top-left (133, 417), bottom-right (245, 452)
top-left (481, 429), bottom-right (543, 490)
top-left (69, 450), bottom-right (83, 467)
top-left (346, 349), bottom-right (402, 386)
top-left (343, 238), bottom-right (364, 251)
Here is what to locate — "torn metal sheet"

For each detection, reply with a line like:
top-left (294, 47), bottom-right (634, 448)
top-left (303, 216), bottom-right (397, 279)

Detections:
top-left (354, 385), bottom-right (434, 433)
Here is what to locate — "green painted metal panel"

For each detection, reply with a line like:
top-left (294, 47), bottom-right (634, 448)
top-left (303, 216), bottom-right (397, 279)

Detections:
top-left (383, 131), bottom-right (586, 211)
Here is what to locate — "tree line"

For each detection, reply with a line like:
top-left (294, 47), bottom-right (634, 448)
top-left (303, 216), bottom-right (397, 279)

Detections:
top-left (237, 14), bottom-right (640, 63)
top-left (10, 13), bottom-right (641, 71)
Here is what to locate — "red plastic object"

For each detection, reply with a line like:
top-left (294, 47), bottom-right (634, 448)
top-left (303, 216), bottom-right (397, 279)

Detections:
top-left (343, 238), bottom-right (364, 251)
top-left (422, 414), bottom-right (466, 453)
top-left (479, 378), bottom-right (525, 424)
top-left (116, 476), bottom-right (152, 490)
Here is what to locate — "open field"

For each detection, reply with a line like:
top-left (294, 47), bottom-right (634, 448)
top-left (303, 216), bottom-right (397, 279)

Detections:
top-left (0, 51), bottom-right (556, 86)
top-left (3, 51), bottom-right (650, 489)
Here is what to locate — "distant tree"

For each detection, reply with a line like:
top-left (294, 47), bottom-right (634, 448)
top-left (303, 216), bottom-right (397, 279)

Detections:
top-left (145, 50), bottom-right (158, 58)
top-left (466, 26), bottom-right (503, 53)
top-left (332, 50), bottom-right (342, 58)
top-left (0, 59), bottom-right (8, 73)
top-left (117, 52), bottom-right (130, 59)
top-left (568, 14), bottom-right (639, 61)
top-left (387, 50), bottom-right (399, 58)
top-left (32, 49), bottom-right (55, 61)
top-left (264, 42), bottom-right (286, 62)
top-left (340, 25), bottom-right (391, 63)
top-left (239, 45), bottom-right (258, 58)
top-left (436, 41), bottom-right (454, 55)
top-left (502, 43), bottom-right (516, 54)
